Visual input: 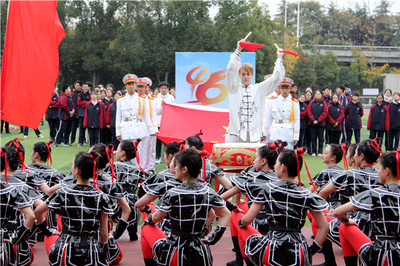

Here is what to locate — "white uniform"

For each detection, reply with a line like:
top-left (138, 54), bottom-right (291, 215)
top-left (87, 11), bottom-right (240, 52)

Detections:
top-left (156, 93), bottom-right (175, 127)
top-left (226, 50), bottom-right (285, 143)
top-left (140, 94), bottom-right (160, 173)
top-left (264, 95), bottom-right (300, 149)
top-left (262, 92), bottom-right (279, 143)
top-left (115, 93), bottom-right (150, 141)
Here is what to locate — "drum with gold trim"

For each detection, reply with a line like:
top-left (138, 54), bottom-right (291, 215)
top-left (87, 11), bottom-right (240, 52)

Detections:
top-left (211, 143), bottom-right (264, 173)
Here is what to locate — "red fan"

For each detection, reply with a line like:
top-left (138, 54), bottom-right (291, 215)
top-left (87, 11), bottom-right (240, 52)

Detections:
top-left (239, 41), bottom-right (265, 52)
top-left (275, 43), bottom-right (308, 61)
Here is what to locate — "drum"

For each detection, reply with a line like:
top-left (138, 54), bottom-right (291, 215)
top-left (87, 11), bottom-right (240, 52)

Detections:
top-left (211, 143), bottom-right (264, 173)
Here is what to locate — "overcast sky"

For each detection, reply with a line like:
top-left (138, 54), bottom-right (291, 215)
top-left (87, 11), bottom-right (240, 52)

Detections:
top-left (260, 0), bottom-right (400, 18)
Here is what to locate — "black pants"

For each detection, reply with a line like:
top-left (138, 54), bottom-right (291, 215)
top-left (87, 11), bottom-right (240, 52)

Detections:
top-left (341, 121), bottom-right (347, 143)
top-left (324, 127), bottom-right (329, 146)
top-left (346, 129), bottom-right (361, 144)
top-left (388, 129), bottom-right (400, 151)
top-left (327, 130), bottom-right (341, 145)
top-left (78, 116), bottom-right (86, 145)
top-left (110, 127), bottom-right (120, 149)
top-left (309, 126), bottom-right (324, 154)
top-left (48, 119), bottom-right (59, 142)
top-left (55, 120), bottom-right (72, 144)
top-left (298, 129), bottom-right (306, 148)
top-left (88, 128), bottom-right (100, 147)
top-left (23, 127), bottom-right (41, 136)
top-left (369, 129), bottom-right (384, 148)
top-left (384, 130), bottom-right (390, 151)
top-left (156, 137), bottom-right (163, 159)
top-left (70, 116), bottom-right (79, 144)
top-left (1, 120), bottom-right (9, 133)
top-left (305, 128), bottom-right (311, 154)
top-left (100, 128), bottom-right (111, 145)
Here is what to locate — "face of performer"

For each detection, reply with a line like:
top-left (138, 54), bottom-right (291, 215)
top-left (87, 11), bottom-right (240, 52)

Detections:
top-left (240, 70), bottom-right (253, 86)
top-left (164, 152), bottom-right (173, 167)
top-left (160, 85), bottom-right (169, 96)
top-left (30, 150), bottom-right (39, 164)
top-left (377, 161), bottom-right (389, 184)
top-left (274, 157), bottom-right (284, 179)
top-left (346, 149), bottom-right (356, 168)
top-left (299, 94), bottom-right (305, 103)
top-left (106, 89), bottom-right (113, 99)
top-left (322, 145), bottom-right (333, 164)
top-left (332, 94), bottom-right (339, 104)
top-left (115, 143), bottom-right (126, 161)
top-left (137, 85), bottom-right (146, 95)
top-left (377, 95), bottom-right (383, 105)
top-left (253, 151), bottom-right (266, 172)
top-left (280, 86), bottom-right (290, 98)
top-left (305, 92), bottom-right (312, 101)
top-left (71, 160), bottom-right (79, 178)
top-left (75, 82), bottom-right (82, 91)
top-left (170, 158), bottom-right (176, 175)
top-left (82, 84), bottom-right (89, 94)
top-left (354, 148), bottom-right (364, 167)
top-left (314, 91), bottom-right (322, 101)
top-left (394, 93), bottom-right (400, 103)
top-left (125, 82), bottom-right (136, 96)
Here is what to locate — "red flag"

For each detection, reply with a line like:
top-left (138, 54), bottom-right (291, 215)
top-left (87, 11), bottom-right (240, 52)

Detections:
top-left (239, 41), bottom-right (265, 52)
top-left (0, 0), bottom-right (65, 128)
top-left (156, 103), bottom-right (229, 153)
top-left (281, 49), bottom-right (308, 61)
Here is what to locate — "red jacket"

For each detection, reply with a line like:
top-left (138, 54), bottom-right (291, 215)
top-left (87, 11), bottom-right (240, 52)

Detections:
top-left (306, 99), bottom-right (329, 126)
top-left (83, 101), bottom-right (106, 129)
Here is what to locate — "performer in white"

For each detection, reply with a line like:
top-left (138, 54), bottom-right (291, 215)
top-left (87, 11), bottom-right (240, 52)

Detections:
top-left (263, 78), bottom-right (300, 149)
top-left (226, 39), bottom-right (285, 143)
top-left (116, 74), bottom-right (150, 141)
top-left (138, 77), bottom-right (159, 174)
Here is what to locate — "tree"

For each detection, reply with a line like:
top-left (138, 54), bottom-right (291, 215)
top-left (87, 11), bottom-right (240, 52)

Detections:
top-left (350, 48), bottom-right (369, 86)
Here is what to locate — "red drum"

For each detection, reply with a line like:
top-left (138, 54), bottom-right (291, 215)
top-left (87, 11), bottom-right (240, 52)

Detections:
top-left (211, 143), bottom-right (264, 172)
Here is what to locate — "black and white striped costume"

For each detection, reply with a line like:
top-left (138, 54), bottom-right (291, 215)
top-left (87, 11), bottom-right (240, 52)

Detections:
top-left (61, 172), bottom-right (125, 263)
top-left (0, 181), bottom-right (33, 266)
top-left (46, 184), bottom-right (114, 266)
top-left (311, 165), bottom-right (344, 210)
top-left (232, 165), bottom-right (279, 234)
top-left (104, 160), bottom-right (147, 225)
top-left (351, 184), bottom-right (400, 265)
top-left (244, 180), bottom-right (328, 266)
top-left (142, 169), bottom-right (181, 234)
top-left (328, 166), bottom-right (381, 246)
top-left (200, 158), bottom-right (225, 186)
top-left (153, 182), bottom-right (226, 266)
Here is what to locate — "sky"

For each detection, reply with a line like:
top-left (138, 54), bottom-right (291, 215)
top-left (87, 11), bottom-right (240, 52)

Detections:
top-left (259, 0), bottom-right (400, 18)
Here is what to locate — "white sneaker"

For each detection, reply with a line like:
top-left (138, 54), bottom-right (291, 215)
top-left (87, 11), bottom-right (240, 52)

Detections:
top-left (155, 158), bottom-right (161, 164)
top-left (311, 153), bottom-right (316, 157)
top-left (38, 134), bottom-right (44, 138)
top-left (24, 135), bottom-right (28, 138)
top-left (318, 153), bottom-right (323, 157)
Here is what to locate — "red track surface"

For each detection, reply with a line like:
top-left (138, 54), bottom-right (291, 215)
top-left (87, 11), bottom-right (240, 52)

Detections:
top-left (31, 227), bottom-right (344, 265)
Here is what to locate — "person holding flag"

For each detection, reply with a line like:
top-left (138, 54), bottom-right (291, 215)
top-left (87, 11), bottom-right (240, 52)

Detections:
top-left (225, 38), bottom-right (285, 143)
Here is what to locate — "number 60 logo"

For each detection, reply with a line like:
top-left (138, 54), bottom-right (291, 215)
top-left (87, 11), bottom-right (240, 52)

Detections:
top-left (186, 66), bottom-right (228, 106)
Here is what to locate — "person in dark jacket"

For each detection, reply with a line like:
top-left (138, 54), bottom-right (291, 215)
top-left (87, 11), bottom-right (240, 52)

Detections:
top-left (77, 82), bottom-right (91, 147)
top-left (106, 91), bottom-right (122, 149)
top-left (54, 86), bottom-right (74, 146)
top-left (383, 89), bottom-right (393, 150)
top-left (326, 94), bottom-right (344, 145)
top-left (83, 90), bottom-right (106, 147)
top-left (336, 85), bottom-right (349, 143)
top-left (367, 94), bottom-right (388, 149)
top-left (322, 86), bottom-right (332, 145)
top-left (304, 91), bottom-right (313, 154)
top-left (46, 90), bottom-right (60, 142)
top-left (70, 80), bottom-right (82, 145)
top-left (387, 92), bottom-right (400, 150)
top-left (101, 87), bottom-right (114, 145)
top-left (306, 90), bottom-right (329, 156)
top-left (298, 93), bottom-right (308, 148)
top-left (344, 91), bottom-right (363, 144)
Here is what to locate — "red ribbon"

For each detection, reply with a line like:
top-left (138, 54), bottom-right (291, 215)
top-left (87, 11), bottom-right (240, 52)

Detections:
top-left (133, 140), bottom-right (146, 173)
top-left (295, 148), bottom-right (318, 193)
top-left (178, 140), bottom-right (186, 152)
top-left (281, 49), bottom-right (308, 61)
top-left (105, 146), bottom-right (116, 184)
top-left (396, 148), bottom-right (400, 180)
top-left (1, 149), bottom-right (7, 183)
top-left (90, 154), bottom-right (100, 191)
top-left (45, 141), bottom-right (52, 166)
top-left (371, 138), bottom-right (384, 156)
top-left (269, 143), bottom-right (279, 156)
top-left (16, 148), bottom-right (28, 173)
top-left (276, 141), bottom-right (286, 151)
top-left (9, 138), bottom-right (23, 148)
top-left (340, 143), bottom-right (348, 170)
top-left (198, 150), bottom-right (210, 183)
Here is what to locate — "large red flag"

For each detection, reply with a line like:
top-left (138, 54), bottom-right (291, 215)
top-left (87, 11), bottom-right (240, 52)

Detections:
top-left (0, 0), bottom-right (65, 128)
top-left (157, 103), bottom-right (229, 153)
